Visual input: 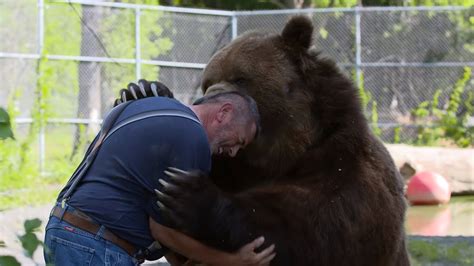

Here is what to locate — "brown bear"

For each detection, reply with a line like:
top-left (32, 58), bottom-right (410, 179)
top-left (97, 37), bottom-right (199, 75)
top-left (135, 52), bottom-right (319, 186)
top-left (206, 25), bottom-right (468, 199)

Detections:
top-left (149, 15), bottom-right (409, 266)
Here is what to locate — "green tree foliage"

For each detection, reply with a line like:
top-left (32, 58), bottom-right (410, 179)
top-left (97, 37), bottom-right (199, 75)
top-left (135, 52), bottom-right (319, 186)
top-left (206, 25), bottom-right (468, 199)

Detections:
top-left (406, 0), bottom-right (473, 6)
top-left (160, 0), bottom-right (358, 9)
top-left (412, 67), bottom-right (473, 147)
top-left (0, 131), bottom-right (41, 193)
top-left (0, 1), bottom-right (173, 206)
top-left (0, 219), bottom-right (43, 266)
top-left (0, 108), bottom-right (14, 140)
top-left (312, 0), bottom-right (357, 8)
top-left (0, 92), bottom-right (39, 192)
top-left (159, 0), bottom-right (283, 10)
top-left (101, 1), bottom-right (173, 92)
top-left (42, 1), bottom-right (172, 117)
top-left (355, 71), bottom-right (382, 137)
top-left (160, 0), bottom-right (473, 9)
top-left (312, 0), bottom-right (473, 7)
top-left (393, 125), bottom-right (401, 143)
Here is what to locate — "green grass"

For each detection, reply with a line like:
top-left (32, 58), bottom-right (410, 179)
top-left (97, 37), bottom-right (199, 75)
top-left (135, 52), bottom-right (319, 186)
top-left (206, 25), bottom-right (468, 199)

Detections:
top-left (408, 239), bottom-right (474, 265)
top-left (0, 125), bottom-right (93, 210)
top-left (409, 240), bottom-right (440, 263)
top-left (0, 185), bottom-right (61, 211)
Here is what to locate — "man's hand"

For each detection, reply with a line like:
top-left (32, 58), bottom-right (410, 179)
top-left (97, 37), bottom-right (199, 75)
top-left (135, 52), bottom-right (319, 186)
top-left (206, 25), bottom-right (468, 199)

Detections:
top-left (149, 219), bottom-right (276, 266)
top-left (180, 239), bottom-right (276, 266)
top-left (155, 167), bottom-right (219, 233)
top-left (221, 236), bottom-right (276, 266)
top-left (113, 79), bottom-right (174, 106)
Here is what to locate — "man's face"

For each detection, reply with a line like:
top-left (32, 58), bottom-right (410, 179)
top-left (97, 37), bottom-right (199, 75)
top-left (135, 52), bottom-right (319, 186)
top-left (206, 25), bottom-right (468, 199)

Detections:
top-left (209, 118), bottom-right (257, 158)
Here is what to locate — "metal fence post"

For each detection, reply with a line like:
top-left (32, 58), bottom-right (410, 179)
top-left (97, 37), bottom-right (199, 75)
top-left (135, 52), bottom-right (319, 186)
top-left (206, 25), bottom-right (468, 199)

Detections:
top-left (231, 12), bottom-right (238, 40)
top-left (354, 6), bottom-right (362, 89)
top-left (38, 0), bottom-right (45, 175)
top-left (135, 7), bottom-right (141, 81)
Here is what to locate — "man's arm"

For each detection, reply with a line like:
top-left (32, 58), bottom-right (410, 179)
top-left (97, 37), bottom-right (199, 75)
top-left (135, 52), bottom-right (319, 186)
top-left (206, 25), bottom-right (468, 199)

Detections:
top-left (149, 218), bottom-right (275, 266)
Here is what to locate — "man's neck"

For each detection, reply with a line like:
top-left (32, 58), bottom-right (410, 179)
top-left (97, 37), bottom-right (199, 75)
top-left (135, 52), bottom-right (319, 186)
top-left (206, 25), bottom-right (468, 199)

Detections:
top-left (189, 105), bottom-right (215, 149)
top-left (189, 105), bottom-right (210, 127)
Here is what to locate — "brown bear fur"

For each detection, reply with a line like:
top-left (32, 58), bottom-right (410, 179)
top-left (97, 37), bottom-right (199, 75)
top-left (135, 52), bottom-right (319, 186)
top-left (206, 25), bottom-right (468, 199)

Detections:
top-left (167, 16), bottom-right (409, 265)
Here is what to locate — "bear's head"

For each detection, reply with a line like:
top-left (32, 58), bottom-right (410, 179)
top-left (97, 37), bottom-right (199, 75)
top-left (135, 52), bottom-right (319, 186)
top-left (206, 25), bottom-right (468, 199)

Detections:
top-left (202, 16), bottom-right (366, 188)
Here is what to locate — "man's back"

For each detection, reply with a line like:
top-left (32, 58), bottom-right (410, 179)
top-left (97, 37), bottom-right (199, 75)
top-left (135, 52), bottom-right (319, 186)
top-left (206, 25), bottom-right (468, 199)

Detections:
top-left (58, 97), bottom-right (211, 251)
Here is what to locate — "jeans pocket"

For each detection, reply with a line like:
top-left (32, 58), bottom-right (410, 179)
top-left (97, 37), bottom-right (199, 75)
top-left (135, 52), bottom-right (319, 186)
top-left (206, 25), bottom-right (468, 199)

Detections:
top-left (49, 236), bottom-right (95, 265)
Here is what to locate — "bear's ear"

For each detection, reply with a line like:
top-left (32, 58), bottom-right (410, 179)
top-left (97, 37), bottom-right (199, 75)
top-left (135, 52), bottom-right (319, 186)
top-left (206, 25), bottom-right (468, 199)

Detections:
top-left (281, 16), bottom-right (313, 51)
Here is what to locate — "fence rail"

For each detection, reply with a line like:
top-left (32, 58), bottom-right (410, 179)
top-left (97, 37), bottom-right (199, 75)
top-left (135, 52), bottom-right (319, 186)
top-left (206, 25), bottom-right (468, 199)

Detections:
top-left (1, 1), bottom-right (472, 173)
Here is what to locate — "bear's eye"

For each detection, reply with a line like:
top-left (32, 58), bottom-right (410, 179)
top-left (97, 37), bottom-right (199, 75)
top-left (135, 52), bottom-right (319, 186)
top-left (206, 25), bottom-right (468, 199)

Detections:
top-left (232, 78), bottom-right (246, 87)
top-left (202, 79), bottom-right (212, 91)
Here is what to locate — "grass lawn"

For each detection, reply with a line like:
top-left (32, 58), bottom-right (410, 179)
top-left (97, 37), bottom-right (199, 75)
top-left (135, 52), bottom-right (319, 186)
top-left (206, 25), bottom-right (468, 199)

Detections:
top-left (0, 185), bottom-right (61, 210)
top-left (1, 125), bottom-right (93, 210)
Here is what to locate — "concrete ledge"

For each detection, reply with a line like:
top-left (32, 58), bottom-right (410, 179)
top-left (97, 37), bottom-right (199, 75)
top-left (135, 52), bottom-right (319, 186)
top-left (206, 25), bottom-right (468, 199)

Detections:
top-left (386, 144), bottom-right (474, 194)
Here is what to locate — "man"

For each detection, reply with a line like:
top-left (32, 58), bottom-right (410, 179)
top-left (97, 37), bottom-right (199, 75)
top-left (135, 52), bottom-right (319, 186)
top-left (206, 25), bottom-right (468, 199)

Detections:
top-left (44, 81), bottom-right (275, 265)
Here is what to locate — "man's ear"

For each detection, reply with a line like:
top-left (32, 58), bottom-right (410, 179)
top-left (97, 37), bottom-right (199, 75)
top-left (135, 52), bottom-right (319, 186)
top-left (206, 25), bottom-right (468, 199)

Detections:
top-left (216, 103), bottom-right (233, 123)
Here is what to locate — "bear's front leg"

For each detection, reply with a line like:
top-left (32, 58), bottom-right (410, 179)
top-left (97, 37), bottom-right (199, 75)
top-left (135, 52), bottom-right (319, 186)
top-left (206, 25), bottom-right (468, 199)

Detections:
top-left (155, 168), bottom-right (259, 251)
top-left (155, 167), bottom-right (222, 236)
top-left (155, 167), bottom-right (281, 255)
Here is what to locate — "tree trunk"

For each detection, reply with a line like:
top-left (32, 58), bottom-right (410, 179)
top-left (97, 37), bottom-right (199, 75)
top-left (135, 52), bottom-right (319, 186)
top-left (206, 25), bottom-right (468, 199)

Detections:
top-left (72, 4), bottom-right (103, 158)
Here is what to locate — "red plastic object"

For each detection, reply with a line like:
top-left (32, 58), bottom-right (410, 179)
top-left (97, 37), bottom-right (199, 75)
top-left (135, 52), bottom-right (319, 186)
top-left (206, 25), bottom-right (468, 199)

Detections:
top-left (406, 171), bottom-right (451, 205)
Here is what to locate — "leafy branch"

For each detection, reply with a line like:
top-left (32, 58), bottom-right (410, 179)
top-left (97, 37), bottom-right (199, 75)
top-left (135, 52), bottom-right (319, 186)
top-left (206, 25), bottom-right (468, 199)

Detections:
top-left (0, 108), bottom-right (14, 140)
top-left (411, 67), bottom-right (473, 147)
top-left (0, 219), bottom-right (43, 266)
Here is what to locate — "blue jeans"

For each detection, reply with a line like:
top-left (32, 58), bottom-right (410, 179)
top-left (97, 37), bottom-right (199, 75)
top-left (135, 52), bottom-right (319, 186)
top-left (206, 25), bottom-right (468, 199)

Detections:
top-left (44, 203), bottom-right (139, 266)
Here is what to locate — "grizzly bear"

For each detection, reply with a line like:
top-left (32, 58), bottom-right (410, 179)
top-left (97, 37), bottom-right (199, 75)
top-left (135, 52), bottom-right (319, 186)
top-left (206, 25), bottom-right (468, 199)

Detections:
top-left (142, 16), bottom-right (409, 265)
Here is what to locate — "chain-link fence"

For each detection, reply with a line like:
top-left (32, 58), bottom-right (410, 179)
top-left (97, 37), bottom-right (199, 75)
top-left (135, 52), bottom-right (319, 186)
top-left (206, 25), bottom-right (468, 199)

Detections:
top-left (1, 1), bottom-right (473, 173)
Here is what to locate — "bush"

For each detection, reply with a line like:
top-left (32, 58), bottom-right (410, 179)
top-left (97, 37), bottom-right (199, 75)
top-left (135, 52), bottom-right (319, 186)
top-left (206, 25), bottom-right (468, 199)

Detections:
top-left (411, 67), bottom-right (473, 147)
top-left (0, 108), bottom-right (14, 140)
top-left (0, 219), bottom-right (43, 266)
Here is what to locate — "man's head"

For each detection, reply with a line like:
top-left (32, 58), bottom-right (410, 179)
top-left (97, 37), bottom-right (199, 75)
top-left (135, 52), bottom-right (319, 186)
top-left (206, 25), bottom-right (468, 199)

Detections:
top-left (191, 91), bottom-right (260, 158)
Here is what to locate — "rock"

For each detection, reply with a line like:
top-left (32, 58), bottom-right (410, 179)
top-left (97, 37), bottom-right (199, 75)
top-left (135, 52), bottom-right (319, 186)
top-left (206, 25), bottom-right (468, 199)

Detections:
top-left (399, 162), bottom-right (416, 181)
top-left (386, 144), bottom-right (474, 195)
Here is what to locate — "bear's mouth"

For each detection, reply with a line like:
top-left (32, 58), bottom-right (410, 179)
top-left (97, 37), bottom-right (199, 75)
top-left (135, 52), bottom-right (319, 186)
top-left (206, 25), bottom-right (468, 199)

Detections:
top-left (218, 147), bottom-right (232, 157)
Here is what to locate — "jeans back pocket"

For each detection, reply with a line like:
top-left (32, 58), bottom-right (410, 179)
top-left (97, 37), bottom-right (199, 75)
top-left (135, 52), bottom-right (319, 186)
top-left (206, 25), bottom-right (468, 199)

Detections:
top-left (49, 236), bottom-right (95, 265)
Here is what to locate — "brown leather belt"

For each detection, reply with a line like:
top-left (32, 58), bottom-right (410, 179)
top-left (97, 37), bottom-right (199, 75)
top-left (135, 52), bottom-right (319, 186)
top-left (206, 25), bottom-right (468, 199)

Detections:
top-left (51, 206), bottom-right (136, 256)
